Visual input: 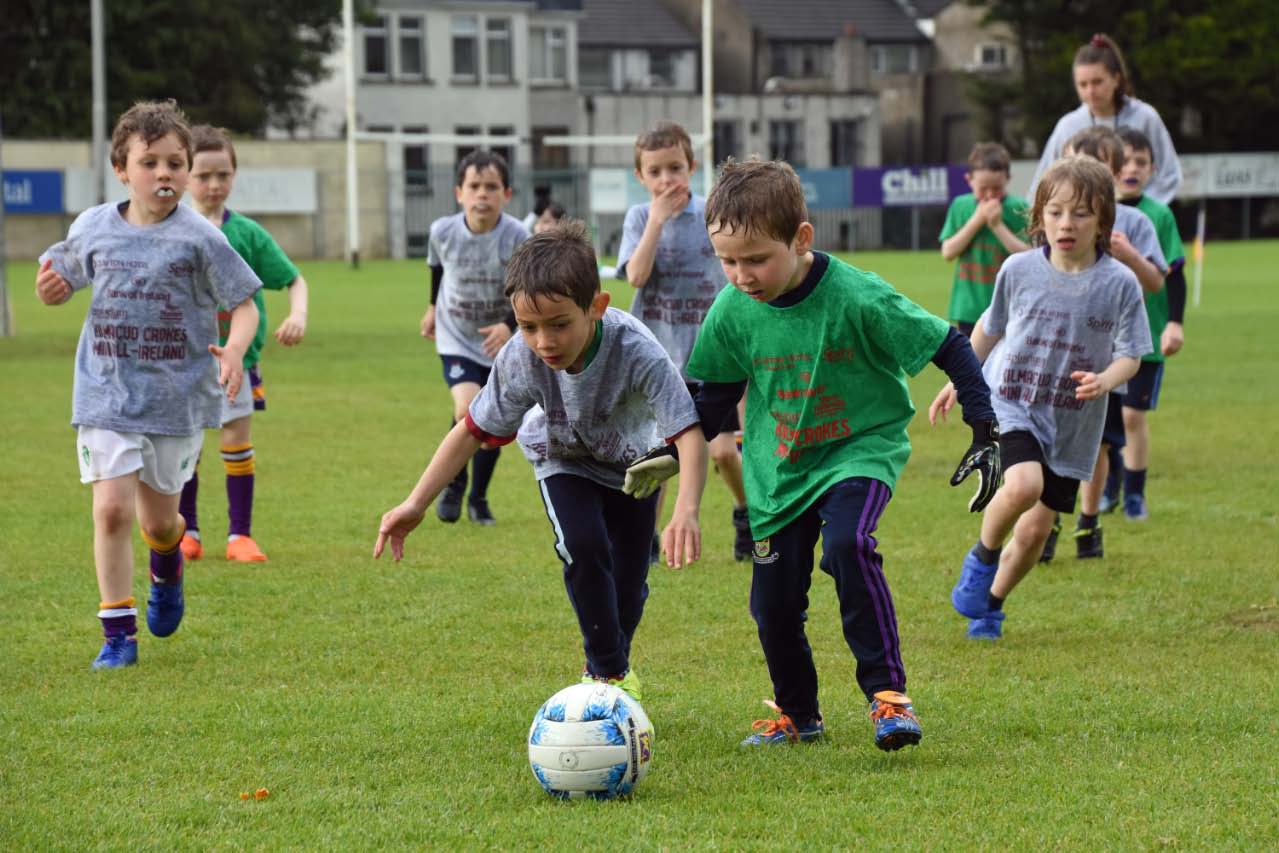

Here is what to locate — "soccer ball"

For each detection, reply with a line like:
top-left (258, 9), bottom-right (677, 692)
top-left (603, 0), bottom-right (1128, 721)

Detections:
top-left (527, 682), bottom-right (654, 800)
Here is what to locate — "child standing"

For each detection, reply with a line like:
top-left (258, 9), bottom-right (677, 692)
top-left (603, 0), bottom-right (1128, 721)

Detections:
top-left (178, 125), bottom-right (311, 563)
top-left (935, 155), bottom-right (1151, 641)
top-left (377, 222), bottom-right (708, 701)
top-left (618, 121), bottom-right (751, 561)
top-left (939, 142), bottom-right (1030, 337)
top-left (1098, 127), bottom-right (1188, 520)
top-left (630, 158), bottom-right (1001, 751)
top-left (419, 150), bottom-right (529, 525)
top-left (35, 101), bottom-right (261, 669)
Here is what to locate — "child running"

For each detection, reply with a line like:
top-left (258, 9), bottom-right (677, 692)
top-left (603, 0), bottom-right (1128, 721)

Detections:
top-left (35, 100), bottom-right (261, 669)
top-left (377, 221), bottom-right (708, 702)
top-left (627, 158), bottom-right (1002, 751)
top-left (178, 125), bottom-right (311, 563)
top-left (420, 150), bottom-right (529, 526)
top-left (936, 155), bottom-right (1151, 640)
top-left (939, 142), bottom-right (1030, 337)
top-left (619, 121), bottom-right (752, 561)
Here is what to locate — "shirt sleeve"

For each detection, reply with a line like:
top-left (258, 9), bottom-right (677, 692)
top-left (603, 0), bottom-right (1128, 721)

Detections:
top-left (39, 209), bottom-right (96, 292)
top-left (466, 343), bottom-right (536, 439)
top-left (248, 224), bottom-right (300, 290)
top-left (632, 342), bottom-right (699, 443)
top-left (615, 205), bottom-right (647, 278)
top-left (1112, 273), bottom-right (1154, 360)
top-left (1005, 196), bottom-right (1030, 240)
top-left (938, 198), bottom-right (966, 242)
top-left (684, 297), bottom-right (748, 383)
top-left (1129, 215), bottom-right (1168, 273)
top-left (203, 231), bottom-right (263, 309)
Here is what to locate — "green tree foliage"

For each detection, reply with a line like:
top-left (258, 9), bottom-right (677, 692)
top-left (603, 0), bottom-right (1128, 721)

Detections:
top-left (1, 0), bottom-right (343, 137)
top-left (969, 0), bottom-right (1279, 154)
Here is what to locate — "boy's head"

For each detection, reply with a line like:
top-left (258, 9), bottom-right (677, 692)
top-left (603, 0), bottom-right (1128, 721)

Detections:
top-left (704, 157), bottom-right (814, 302)
top-left (634, 121), bottom-right (695, 199)
top-left (454, 149), bottom-right (513, 232)
top-left (533, 201), bottom-right (567, 234)
top-left (505, 220), bottom-right (609, 371)
top-left (188, 125), bottom-right (238, 213)
top-left (1064, 126), bottom-right (1124, 177)
top-left (109, 100), bottom-right (194, 213)
top-left (1028, 156), bottom-right (1115, 259)
top-left (1115, 127), bottom-right (1155, 200)
top-left (965, 142), bottom-right (1011, 201)
top-left (1072, 33), bottom-right (1132, 116)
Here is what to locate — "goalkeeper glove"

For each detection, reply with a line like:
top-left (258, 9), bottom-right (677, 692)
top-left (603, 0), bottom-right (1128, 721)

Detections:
top-left (623, 444), bottom-right (679, 499)
top-left (951, 420), bottom-right (1000, 512)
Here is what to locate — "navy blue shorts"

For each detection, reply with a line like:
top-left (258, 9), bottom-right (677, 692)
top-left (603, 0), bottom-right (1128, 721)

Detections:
top-left (1120, 361), bottom-right (1164, 411)
top-left (999, 430), bottom-right (1080, 514)
top-left (440, 355), bottom-right (491, 388)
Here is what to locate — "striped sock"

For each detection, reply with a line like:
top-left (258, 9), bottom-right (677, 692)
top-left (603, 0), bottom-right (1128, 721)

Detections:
top-left (142, 521), bottom-right (186, 584)
top-left (99, 596), bottom-right (138, 639)
top-left (178, 459), bottom-right (201, 535)
top-left (222, 443), bottom-right (255, 538)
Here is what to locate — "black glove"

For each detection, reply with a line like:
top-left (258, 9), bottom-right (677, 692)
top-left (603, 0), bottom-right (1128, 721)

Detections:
top-left (951, 420), bottom-right (1000, 512)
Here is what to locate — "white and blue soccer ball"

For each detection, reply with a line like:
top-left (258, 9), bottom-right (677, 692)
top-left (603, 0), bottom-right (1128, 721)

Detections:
top-left (527, 682), bottom-right (654, 800)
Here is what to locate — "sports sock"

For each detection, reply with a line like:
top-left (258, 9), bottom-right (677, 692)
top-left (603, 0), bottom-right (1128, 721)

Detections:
top-left (98, 596), bottom-right (138, 639)
top-left (143, 521), bottom-right (186, 583)
top-left (1077, 513), bottom-right (1098, 530)
top-left (178, 465), bottom-right (200, 534)
top-left (986, 593), bottom-right (1004, 612)
top-left (470, 446), bottom-right (500, 502)
top-left (975, 542), bottom-right (1000, 564)
top-left (1124, 467), bottom-right (1147, 498)
top-left (1105, 445), bottom-right (1123, 495)
top-left (222, 443), bottom-right (255, 538)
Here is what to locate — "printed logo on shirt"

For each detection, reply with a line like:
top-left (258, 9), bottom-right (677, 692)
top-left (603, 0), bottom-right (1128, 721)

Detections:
top-left (449, 361), bottom-right (465, 379)
top-left (753, 538), bottom-right (779, 564)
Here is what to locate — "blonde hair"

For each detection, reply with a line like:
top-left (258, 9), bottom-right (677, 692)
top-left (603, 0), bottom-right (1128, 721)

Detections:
top-left (1028, 156), bottom-right (1116, 255)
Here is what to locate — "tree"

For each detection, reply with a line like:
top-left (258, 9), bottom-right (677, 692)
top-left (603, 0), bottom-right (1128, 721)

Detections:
top-left (1, 0), bottom-right (343, 138)
top-left (969, 0), bottom-right (1279, 154)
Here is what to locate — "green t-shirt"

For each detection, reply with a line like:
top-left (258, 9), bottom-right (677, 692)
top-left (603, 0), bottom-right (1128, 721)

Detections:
top-left (216, 210), bottom-right (300, 368)
top-left (685, 254), bottom-right (949, 540)
top-left (1134, 195), bottom-right (1186, 364)
top-left (938, 193), bottom-right (1029, 324)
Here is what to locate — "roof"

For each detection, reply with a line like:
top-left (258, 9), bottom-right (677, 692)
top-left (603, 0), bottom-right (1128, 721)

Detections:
top-left (578, 0), bottom-right (698, 47)
top-left (462, 0), bottom-right (583, 8)
top-left (736, 0), bottom-right (927, 42)
top-left (910, 0), bottom-right (953, 17)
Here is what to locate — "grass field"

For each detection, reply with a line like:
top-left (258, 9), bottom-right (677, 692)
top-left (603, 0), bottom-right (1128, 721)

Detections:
top-left (2, 242), bottom-right (1276, 849)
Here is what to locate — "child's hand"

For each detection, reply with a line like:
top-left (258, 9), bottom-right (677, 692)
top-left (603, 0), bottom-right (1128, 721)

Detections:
top-left (661, 510), bottom-right (701, 569)
top-left (35, 259), bottom-right (73, 305)
top-left (420, 306), bottom-right (436, 339)
top-left (651, 183), bottom-right (690, 225)
top-left (1161, 321), bottom-right (1184, 356)
top-left (1071, 370), bottom-right (1106, 400)
top-left (209, 344), bottom-right (245, 402)
top-left (478, 323), bottom-right (512, 358)
top-left (1109, 230), bottom-right (1135, 263)
top-left (928, 382), bottom-right (958, 424)
top-left (274, 313), bottom-right (307, 346)
top-left (373, 501), bottom-right (427, 561)
top-left (979, 196), bottom-right (1003, 228)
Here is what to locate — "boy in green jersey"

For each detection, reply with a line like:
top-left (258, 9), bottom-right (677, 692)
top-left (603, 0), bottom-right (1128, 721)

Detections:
top-left (939, 143), bottom-right (1030, 336)
top-left (179, 125), bottom-right (311, 563)
top-left (626, 158), bottom-right (1002, 752)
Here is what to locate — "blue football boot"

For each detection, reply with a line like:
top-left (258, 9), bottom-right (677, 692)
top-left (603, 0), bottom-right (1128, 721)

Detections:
top-left (869, 691), bottom-right (922, 751)
top-left (1123, 493), bottom-right (1149, 521)
top-left (146, 574), bottom-right (185, 638)
top-left (92, 635), bottom-right (138, 670)
top-left (740, 700), bottom-right (824, 746)
top-left (966, 610), bottom-right (1005, 640)
top-left (952, 546), bottom-right (998, 618)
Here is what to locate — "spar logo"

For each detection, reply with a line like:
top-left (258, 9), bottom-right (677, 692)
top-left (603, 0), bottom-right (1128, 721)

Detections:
top-left (881, 167), bottom-right (950, 205)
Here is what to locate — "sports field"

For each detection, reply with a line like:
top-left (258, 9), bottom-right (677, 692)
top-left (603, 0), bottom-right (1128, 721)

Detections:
top-left (2, 242), bottom-right (1275, 848)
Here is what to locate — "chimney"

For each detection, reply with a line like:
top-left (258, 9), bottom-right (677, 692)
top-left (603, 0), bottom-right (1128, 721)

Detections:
top-left (833, 23), bottom-right (868, 92)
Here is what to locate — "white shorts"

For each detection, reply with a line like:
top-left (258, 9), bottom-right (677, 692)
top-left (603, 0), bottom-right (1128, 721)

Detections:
top-left (220, 372), bottom-right (254, 424)
top-left (76, 427), bottom-right (204, 495)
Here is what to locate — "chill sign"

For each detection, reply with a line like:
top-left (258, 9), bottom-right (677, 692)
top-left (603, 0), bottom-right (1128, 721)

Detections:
top-left (852, 164), bottom-right (967, 208)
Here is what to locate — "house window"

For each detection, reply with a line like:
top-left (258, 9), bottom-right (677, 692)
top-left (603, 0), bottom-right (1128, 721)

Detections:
top-left (452, 15), bottom-right (478, 79)
top-left (579, 47), bottom-right (612, 89)
top-left (769, 42), bottom-right (831, 79)
top-left (487, 18), bottom-right (513, 81)
top-left (976, 43), bottom-right (1008, 69)
top-left (530, 25), bottom-right (568, 82)
top-left (829, 119), bottom-right (861, 166)
top-left (871, 44), bottom-right (917, 74)
top-left (769, 120), bottom-right (804, 165)
top-left (532, 126), bottom-right (570, 169)
top-left (403, 125), bottom-right (430, 187)
top-left (363, 15), bottom-right (388, 76)
top-left (455, 125), bottom-right (481, 163)
top-left (398, 16), bottom-right (424, 78)
top-left (713, 120), bottom-right (740, 166)
top-left (488, 125), bottom-right (516, 168)
top-left (649, 49), bottom-right (675, 88)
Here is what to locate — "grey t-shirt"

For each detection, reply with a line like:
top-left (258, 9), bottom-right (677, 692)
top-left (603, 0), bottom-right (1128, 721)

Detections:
top-left (980, 249), bottom-right (1152, 480)
top-left (1114, 203), bottom-right (1167, 273)
top-left (428, 212), bottom-right (529, 367)
top-left (41, 202), bottom-right (262, 436)
top-left (468, 307), bottom-right (699, 490)
top-left (617, 194), bottom-right (724, 377)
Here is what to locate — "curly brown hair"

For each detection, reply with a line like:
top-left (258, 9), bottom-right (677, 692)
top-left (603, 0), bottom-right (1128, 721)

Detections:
top-left (109, 100), bottom-right (193, 170)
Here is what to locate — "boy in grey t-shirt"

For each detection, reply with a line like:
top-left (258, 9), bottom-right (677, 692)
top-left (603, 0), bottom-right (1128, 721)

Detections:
top-left (419, 150), bottom-right (529, 526)
top-left (931, 155), bottom-right (1150, 641)
top-left (377, 222), bottom-right (708, 702)
top-left (619, 121), bottom-right (750, 561)
top-left (35, 100), bottom-right (262, 670)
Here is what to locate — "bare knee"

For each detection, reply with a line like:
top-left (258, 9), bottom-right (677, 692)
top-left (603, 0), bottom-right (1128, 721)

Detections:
top-left (709, 443), bottom-right (739, 470)
top-left (93, 498), bottom-right (134, 535)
